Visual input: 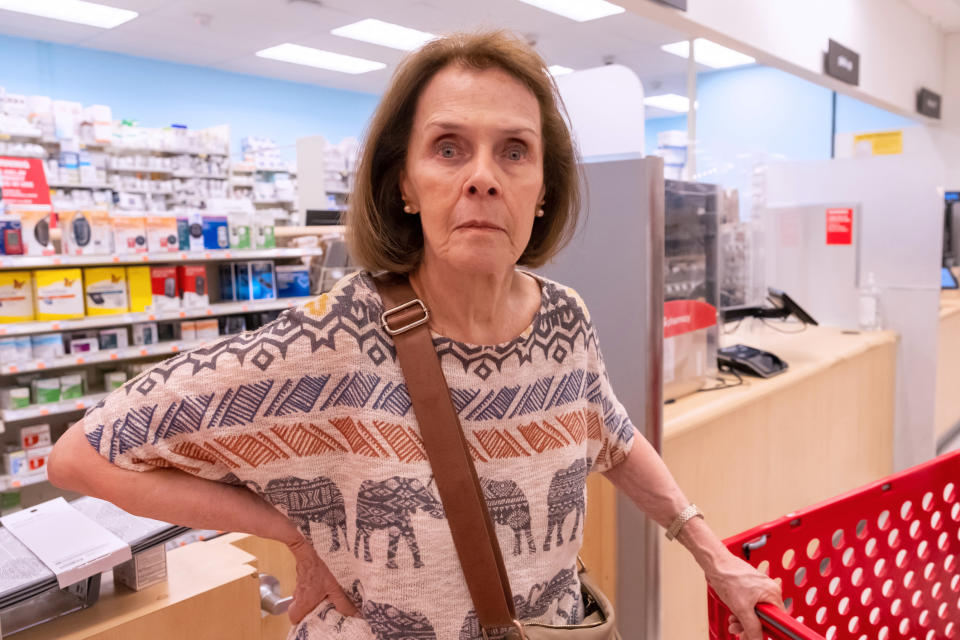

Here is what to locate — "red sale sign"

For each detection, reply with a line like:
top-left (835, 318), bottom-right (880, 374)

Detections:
top-left (826, 207), bottom-right (853, 245)
top-left (0, 156), bottom-right (51, 206)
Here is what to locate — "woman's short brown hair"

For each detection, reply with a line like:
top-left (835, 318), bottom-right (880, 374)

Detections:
top-left (346, 30), bottom-right (581, 274)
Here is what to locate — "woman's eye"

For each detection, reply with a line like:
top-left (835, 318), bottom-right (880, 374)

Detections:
top-left (505, 144), bottom-right (527, 161)
top-left (437, 142), bottom-right (457, 158)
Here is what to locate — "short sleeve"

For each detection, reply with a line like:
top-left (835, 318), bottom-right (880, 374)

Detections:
top-left (80, 341), bottom-right (238, 481)
top-left (564, 288), bottom-right (637, 474)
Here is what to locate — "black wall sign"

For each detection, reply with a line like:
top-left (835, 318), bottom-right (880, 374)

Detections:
top-left (917, 88), bottom-right (942, 119)
top-left (651, 0), bottom-right (687, 10)
top-left (824, 39), bottom-right (860, 86)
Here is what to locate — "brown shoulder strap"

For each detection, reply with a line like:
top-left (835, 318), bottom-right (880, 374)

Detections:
top-left (373, 273), bottom-right (517, 631)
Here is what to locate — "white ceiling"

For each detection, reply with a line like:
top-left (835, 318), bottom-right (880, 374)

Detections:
top-left (0, 0), bottom-right (709, 119)
top-left (902, 0), bottom-right (960, 31)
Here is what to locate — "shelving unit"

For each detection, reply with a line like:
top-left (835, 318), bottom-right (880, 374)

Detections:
top-left (1, 338), bottom-right (213, 375)
top-left (0, 246), bottom-right (325, 269)
top-left (0, 469), bottom-right (47, 491)
top-left (0, 296), bottom-right (314, 338)
top-left (1, 392), bottom-right (109, 424)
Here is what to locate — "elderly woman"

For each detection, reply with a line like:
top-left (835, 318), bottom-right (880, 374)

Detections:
top-left (49, 31), bottom-right (779, 640)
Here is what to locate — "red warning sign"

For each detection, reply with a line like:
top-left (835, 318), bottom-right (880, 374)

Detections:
top-left (0, 156), bottom-right (51, 206)
top-left (826, 208), bottom-right (853, 245)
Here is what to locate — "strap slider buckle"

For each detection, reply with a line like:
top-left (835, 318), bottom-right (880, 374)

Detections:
top-left (381, 298), bottom-right (430, 335)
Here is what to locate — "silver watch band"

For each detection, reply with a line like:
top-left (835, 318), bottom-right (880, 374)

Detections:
top-left (665, 504), bottom-right (704, 541)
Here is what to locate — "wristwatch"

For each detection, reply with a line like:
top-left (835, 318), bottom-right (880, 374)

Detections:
top-left (665, 504), bottom-right (704, 541)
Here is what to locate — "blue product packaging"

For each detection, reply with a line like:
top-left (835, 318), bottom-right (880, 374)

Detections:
top-left (276, 265), bottom-right (310, 298)
top-left (250, 261), bottom-right (276, 300)
top-left (0, 216), bottom-right (23, 254)
top-left (234, 263), bottom-right (251, 300)
top-left (219, 263), bottom-right (236, 301)
top-left (201, 215), bottom-right (229, 250)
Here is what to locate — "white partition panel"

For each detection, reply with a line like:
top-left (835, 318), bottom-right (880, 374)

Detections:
top-left (765, 155), bottom-right (944, 470)
top-left (555, 65), bottom-right (645, 159)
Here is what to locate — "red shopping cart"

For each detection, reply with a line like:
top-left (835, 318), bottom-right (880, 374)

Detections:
top-left (707, 448), bottom-right (960, 640)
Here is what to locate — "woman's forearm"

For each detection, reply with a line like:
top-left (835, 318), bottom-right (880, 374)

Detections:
top-left (603, 429), bottom-right (728, 573)
top-left (49, 422), bottom-right (303, 547)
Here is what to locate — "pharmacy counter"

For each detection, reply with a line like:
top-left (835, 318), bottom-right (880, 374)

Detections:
top-left (659, 321), bottom-right (897, 640)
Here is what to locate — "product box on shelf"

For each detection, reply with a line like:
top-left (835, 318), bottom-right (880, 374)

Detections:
top-left (33, 268), bottom-right (85, 320)
top-left (31, 378), bottom-right (60, 404)
top-left (253, 216), bottom-right (276, 249)
top-left (150, 266), bottom-right (180, 311)
top-left (59, 209), bottom-right (114, 256)
top-left (0, 215), bottom-right (24, 255)
top-left (132, 322), bottom-right (158, 346)
top-left (194, 318), bottom-right (219, 339)
top-left (156, 322), bottom-right (180, 342)
top-left (30, 333), bottom-right (64, 360)
top-left (180, 320), bottom-right (197, 341)
top-left (276, 265), bottom-right (310, 298)
top-left (67, 336), bottom-right (98, 354)
top-left (20, 423), bottom-right (51, 450)
top-left (60, 373), bottom-right (84, 399)
top-left (83, 267), bottom-right (128, 316)
top-left (219, 315), bottom-right (246, 334)
top-left (0, 270), bottom-right (35, 322)
top-left (3, 449), bottom-right (27, 476)
top-left (104, 371), bottom-right (127, 390)
top-left (0, 387), bottom-right (30, 410)
top-left (218, 263), bottom-right (235, 301)
top-left (177, 265), bottom-right (208, 308)
top-left (177, 212), bottom-right (204, 251)
top-left (126, 266), bottom-right (152, 313)
top-left (228, 211), bottom-right (251, 250)
top-left (25, 444), bottom-right (52, 472)
top-left (16, 207), bottom-right (55, 256)
top-left (113, 213), bottom-right (148, 254)
top-left (98, 328), bottom-right (129, 350)
top-left (234, 261), bottom-right (276, 300)
top-left (146, 214), bottom-right (179, 253)
top-left (0, 336), bottom-right (32, 363)
top-left (201, 215), bottom-right (229, 250)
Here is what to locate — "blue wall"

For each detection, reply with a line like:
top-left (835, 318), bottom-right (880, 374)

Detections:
top-left (0, 34), bottom-right (380, 160)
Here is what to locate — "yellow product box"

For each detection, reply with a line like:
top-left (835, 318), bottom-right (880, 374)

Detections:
top-left (0, 271), bottom-right (35, 322)
top-left (83, 267), bottom-right (129, 316)
top-left (126, 266), bottom-right (153, 313)
top-left (33, 268), bottom-right (85, 321)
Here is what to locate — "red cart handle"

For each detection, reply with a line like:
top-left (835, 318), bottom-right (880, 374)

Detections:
top-left (755, 604), bottom-right (825, 640)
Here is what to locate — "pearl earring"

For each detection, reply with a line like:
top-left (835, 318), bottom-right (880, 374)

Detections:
top-left (536, 202), bottom-right (545, 218)
top-left (403, 204), bottom-right (413, 214)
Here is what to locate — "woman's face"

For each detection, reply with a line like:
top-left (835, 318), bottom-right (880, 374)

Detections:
top-left (401, 64), bottom-right (545, 276)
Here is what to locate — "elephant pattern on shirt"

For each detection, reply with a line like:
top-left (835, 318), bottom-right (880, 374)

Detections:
top-left (354, 476), bottom-right (445, 569)
top-left (543, 458), bottom-right (591, 551)
top-left (480, 477), bottom-right (536, 556)
top-left (220, 473), bottom-right (349, 553)
top-left (458, 567), bottom-right (581, 640)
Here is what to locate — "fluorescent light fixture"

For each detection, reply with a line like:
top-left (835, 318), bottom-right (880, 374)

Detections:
top-left (0, 0), bottom-right (137, 28)
top-left (516, 0), bottom-right (625, 22)
top-left (548, 65), bottom-right (575, 77)
top-left (661, 38), bottom-right (756, 69)
top-left (644, 93), bottom-right (690, 113)
top-left (256, 43), bottom-right (386, 74)
top-left (331, 18), bottom-right (435, 51)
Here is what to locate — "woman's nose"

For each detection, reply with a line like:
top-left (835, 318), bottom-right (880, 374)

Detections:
top-left (468, 185), bottom-right (498, 196)
top-left (465, 152), bottom-right (501, 197)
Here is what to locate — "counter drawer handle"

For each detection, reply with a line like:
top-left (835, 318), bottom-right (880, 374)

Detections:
top-left (259, 573), bottom-right (294, 615)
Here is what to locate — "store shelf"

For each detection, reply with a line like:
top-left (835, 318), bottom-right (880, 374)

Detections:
top-left (0, 296), bottom-right (314, 338)
top-left (253, 199), bottom-right (295, 206)
top-left (1, 392), bottom-right (109, 423)
top-left (109, 145), bottom-right (228, 156)
top-left (275, 225), bottom-right (345, 238)
top-left (326, 186), bottom-right (350, 195)
top-left (111, 187), bottom-right (173, 195)
top-left (1, 246), bottom-right (324, 270)
top-left (0, 130), bottom-right (43, 141)
top-left (1, 338), bottom-right (212, 376)
top-left (47, 182), bottom-right (113, 190)
top-left (172, 172), bottom-right (229, 180)
top-left (108, 167), bottom-right (174, 175)
top-left (0, 470), bottom-right (48, 491)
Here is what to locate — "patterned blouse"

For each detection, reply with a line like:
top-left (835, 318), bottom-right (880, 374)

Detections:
top-left (82, 270), bottom-right (636, 640)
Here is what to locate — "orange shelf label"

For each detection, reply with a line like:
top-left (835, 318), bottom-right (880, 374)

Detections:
top-left (148, 314), bottom-right (156, 321)
top-left (171, 345), bottom-right (179, 352)
top-left (109, 353), bottom-right (118, 360)
top-left (36, 362), bottom-right (46, 370)
top-left (112, 256), bottom-right (120, 263)
top-left (52, 257), bottom-right (62, 265)
top-left (139, 349), bottom-right (148, 356)
top-left (40, 409), bottom-right (49, 416)
top-left (8, 365), bottom-right (17, 374)
top-left (51, 323), bottom-right (60, 330)
top-left (76, 402), bottom-right (85, 409)
top-left (206, 309), bottom-right (214, 315)
top-left (76, 357), bottom-right (85, 364)
top-left (179, 311), bottom-right (186, 318)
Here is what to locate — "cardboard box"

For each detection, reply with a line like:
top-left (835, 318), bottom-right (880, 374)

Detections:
top-left (0, 387), bottom-right (30, 410)
top-left (113, 213), bottom-right (148, 254)
top-left (0, 271), bottom-right (35, 322)
top-left (30, 333), bottom-right (64, 360)
top-left (84, 267), bottom-right (129, 316)
top-left (67, 337), bottom-right (99, 354)
top-left (20, 424), bottom-right (51, 450)
top-left (233, 261), bottom-right (276, 300)
top-left (0, 337), bottom-right (32, 363)
top-left (17, 207), bottom-right (55, 256)
top-left (150, 266), bottom-right (180, 311)
top-left (32, 378), bottom-right (60, 404)
top-left (180, 321), bottom-right (197, 341)
top-left (177, 212), bottom-right (204, 251)
top-left (98, 328), bottom-right (128, 350)
top-left (276, 265), bottom-right (310, 298)
top-left (201, 215), bottom-right (229, 250)
top-left (33, 269), bottom-right (85, 321)
top-left (60, 374), bottom-right (84, 399)
top-left (132, 322), bottom-right (158, 346)
top-left (60, 209), bottom-right (113, 256)
top-left (113, 544), bottom-right (167, 591)
top-left (105, 371), bottom-right (127, 390)
top-left (3, 449), bottom-right (27, 476)
top-left (126, 266), bottom-right (152, 313)
top-left (194, 318), bottom-right (219, 340)
top-left (25, 445), bottom-right (53, 472)
top-left (177, 265), bottom-right (208, 308)
top-left (146, 215), bottom-right (179, 253)
top-left (0, 215), bottom-right (24, 255)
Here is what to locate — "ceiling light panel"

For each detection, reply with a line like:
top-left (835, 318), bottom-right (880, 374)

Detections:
top-left (547, 65), bottom-right (575, 77)
top-left (0, 0), bottom-right (138, 29)
top-left (661, 38), bottom-right (756, 69)
top-left (256, 44), bottom-right (386, 74)
top-left (643, 94), bottom-right (690, 113)
top-left (515, 0), bottom-right (625, 22)
top-left (331, 18), bottom-right (435, 51)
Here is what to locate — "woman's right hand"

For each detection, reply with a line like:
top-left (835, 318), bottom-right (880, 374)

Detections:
top-left (286, 537), bottom-right (359, 624)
